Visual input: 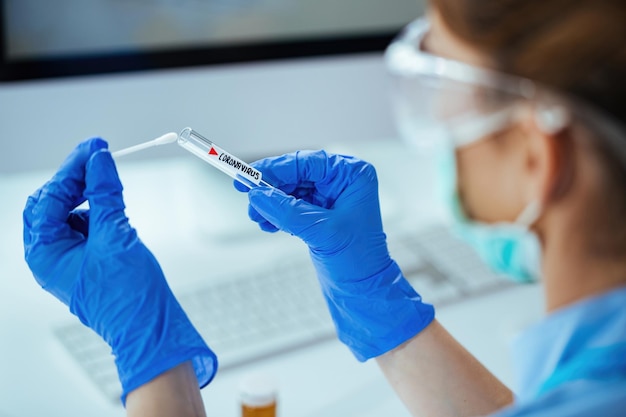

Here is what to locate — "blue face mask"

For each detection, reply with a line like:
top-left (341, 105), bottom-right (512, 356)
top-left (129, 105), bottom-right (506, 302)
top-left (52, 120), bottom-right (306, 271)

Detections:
top-left (434, 138), bottom-right (543, 283)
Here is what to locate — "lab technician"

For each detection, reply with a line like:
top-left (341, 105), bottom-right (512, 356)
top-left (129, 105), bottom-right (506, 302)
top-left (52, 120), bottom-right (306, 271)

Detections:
top-left (23, 0), bottom-right (626, 416)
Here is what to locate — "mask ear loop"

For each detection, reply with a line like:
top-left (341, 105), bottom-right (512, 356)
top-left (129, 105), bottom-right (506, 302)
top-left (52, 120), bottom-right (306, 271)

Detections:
top-left (515, 199), bottom-right (542, 227)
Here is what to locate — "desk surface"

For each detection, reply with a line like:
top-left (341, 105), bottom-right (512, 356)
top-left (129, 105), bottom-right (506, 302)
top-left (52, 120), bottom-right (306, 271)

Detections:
top-left (0, 141), bottom-right (545, 417)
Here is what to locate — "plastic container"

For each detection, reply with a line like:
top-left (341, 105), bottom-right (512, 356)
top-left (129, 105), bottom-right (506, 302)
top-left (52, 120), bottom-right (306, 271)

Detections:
top-left (239, 372), bottom-right (278, 417)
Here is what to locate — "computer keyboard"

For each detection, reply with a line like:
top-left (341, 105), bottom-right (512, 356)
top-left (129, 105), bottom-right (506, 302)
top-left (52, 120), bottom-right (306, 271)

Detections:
top-left (55, 225), bottom-right (512, 403)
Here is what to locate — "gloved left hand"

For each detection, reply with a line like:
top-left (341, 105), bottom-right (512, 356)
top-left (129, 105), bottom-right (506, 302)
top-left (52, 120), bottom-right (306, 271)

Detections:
top-left (23, 138), bottom-right (217, 404)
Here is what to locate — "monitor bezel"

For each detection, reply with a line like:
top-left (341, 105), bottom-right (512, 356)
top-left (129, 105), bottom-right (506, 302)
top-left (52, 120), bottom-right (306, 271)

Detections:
top-left (0, 3), bottom-right (396, 82)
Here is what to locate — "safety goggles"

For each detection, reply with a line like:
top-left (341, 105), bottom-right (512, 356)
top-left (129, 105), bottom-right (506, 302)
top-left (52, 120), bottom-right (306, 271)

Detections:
top-left (384, 17), bottom-right (626, 164)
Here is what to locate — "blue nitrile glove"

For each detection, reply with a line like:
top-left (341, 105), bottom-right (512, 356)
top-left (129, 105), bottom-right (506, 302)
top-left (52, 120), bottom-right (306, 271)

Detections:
top-left (235, 150), bottom-right (435, 361)
top-left (23, 138), bottom-right (217, 404)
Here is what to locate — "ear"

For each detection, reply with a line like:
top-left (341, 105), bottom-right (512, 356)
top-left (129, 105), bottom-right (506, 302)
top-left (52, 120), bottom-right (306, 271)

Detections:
top-left (521, 106), bottom-right (574, 205)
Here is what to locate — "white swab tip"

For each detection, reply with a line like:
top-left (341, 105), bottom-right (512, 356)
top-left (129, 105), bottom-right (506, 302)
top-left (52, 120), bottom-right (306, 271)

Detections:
top-left (153, 132), bottom-right (179, 145)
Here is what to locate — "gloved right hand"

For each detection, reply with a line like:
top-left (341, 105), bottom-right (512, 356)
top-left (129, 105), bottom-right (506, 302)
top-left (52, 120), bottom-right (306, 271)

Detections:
top-left (23, 138), bottom-right (217, 404)
top-left (235, 150), bottom-right (434, 361)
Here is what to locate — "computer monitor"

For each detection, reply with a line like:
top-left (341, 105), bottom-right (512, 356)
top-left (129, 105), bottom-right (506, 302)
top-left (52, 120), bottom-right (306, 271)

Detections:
top-left (1, 0), bottom-right (422, 81)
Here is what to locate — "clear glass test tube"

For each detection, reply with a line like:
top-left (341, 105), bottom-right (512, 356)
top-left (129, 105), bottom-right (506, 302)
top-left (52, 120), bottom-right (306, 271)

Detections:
top-left (177, 127), bottom-right (273, 189)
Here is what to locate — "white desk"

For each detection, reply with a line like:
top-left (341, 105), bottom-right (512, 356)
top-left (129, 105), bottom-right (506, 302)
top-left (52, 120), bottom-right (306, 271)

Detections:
top-left (0, 140), bottom-right (544, 417)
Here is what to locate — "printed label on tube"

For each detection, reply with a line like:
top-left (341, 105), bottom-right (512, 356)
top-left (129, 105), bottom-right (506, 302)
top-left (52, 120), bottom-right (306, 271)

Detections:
top-left (208, 145), bottom-right (262, 185)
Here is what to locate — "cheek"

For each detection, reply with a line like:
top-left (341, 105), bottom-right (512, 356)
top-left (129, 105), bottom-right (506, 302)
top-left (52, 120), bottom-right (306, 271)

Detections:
top-left (456, 138), bottom-right (524, 222)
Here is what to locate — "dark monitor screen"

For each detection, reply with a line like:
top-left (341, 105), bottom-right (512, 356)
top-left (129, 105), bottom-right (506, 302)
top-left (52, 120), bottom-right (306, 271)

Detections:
top-left (0, 0), bottom-right (422, 81)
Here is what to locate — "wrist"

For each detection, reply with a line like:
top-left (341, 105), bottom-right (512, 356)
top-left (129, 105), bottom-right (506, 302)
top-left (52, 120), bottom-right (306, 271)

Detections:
top-left (71, 286), bottom-right (218, 405)
top-left (110, 301), bottom-right (218, 405)
top-left (125, 361), bottom-right (208, 417)
top-left (117, 344), bottom-right (217, 405)
top-left (319, 260), bottom-right (435, 361)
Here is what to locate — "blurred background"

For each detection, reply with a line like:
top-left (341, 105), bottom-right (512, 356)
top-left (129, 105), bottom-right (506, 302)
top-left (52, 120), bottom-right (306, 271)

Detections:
top-left (0, 0), bottom-right (424, 173)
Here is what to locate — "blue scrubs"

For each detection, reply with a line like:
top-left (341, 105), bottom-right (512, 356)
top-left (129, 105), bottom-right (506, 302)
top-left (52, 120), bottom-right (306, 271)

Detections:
top-left (493, 286), bottom-right (626, 416)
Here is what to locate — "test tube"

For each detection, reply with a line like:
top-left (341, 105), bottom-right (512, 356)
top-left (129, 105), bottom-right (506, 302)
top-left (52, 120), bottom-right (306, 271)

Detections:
top-left (177, 127), bottom-right (273, 189)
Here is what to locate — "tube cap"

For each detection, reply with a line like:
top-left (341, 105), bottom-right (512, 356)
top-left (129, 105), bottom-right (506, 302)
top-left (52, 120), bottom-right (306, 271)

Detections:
top-left (238, 372), bottom-right (278, 408)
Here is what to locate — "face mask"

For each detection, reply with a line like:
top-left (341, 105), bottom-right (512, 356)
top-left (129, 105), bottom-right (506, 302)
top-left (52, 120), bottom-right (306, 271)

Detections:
top-left (434, 136), bottom-right (543, 282)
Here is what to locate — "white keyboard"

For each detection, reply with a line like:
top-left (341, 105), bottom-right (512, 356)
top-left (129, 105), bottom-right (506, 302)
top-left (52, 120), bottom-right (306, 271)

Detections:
top-left (55, 225), bottom-right (512, 403)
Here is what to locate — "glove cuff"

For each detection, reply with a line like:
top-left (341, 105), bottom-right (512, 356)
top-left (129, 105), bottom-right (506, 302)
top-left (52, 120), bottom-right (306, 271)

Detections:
top-left (112, 301), bottom-right (218, 405)
top-left (117, 341), bottom-right (217, 405)
top-left (321, 261), bottom-right (435, 361)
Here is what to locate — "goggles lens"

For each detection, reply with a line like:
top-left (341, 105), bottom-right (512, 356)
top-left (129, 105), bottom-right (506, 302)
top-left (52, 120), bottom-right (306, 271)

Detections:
top-left (385, 18), bottom-right (534, 149)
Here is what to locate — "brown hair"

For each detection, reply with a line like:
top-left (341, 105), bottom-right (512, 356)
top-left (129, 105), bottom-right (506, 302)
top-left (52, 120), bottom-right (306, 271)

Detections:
top-left (431, 0), bottom-right (626, 254)
top-left (430, 0), bottom-right (626, 123)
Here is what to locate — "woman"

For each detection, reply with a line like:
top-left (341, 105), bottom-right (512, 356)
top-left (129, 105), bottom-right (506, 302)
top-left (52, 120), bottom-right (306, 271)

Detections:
top-left (23, 0), bottom-right (626, 416)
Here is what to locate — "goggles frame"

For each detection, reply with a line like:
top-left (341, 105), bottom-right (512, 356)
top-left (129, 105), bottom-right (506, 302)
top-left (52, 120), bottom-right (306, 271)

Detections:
top-left (384, 17), bottom-right (626, 166)
top-left (385, 18), bottom-right (536, 99)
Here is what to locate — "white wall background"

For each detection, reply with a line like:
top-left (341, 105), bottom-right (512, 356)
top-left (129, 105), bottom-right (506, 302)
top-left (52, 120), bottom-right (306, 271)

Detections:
top-left (0, 53), bottom-right (398, 173)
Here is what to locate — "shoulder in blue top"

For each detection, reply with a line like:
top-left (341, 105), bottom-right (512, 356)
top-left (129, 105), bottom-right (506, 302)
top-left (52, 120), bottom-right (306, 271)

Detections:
top-left (492, 285), bottom-right (626, 417)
